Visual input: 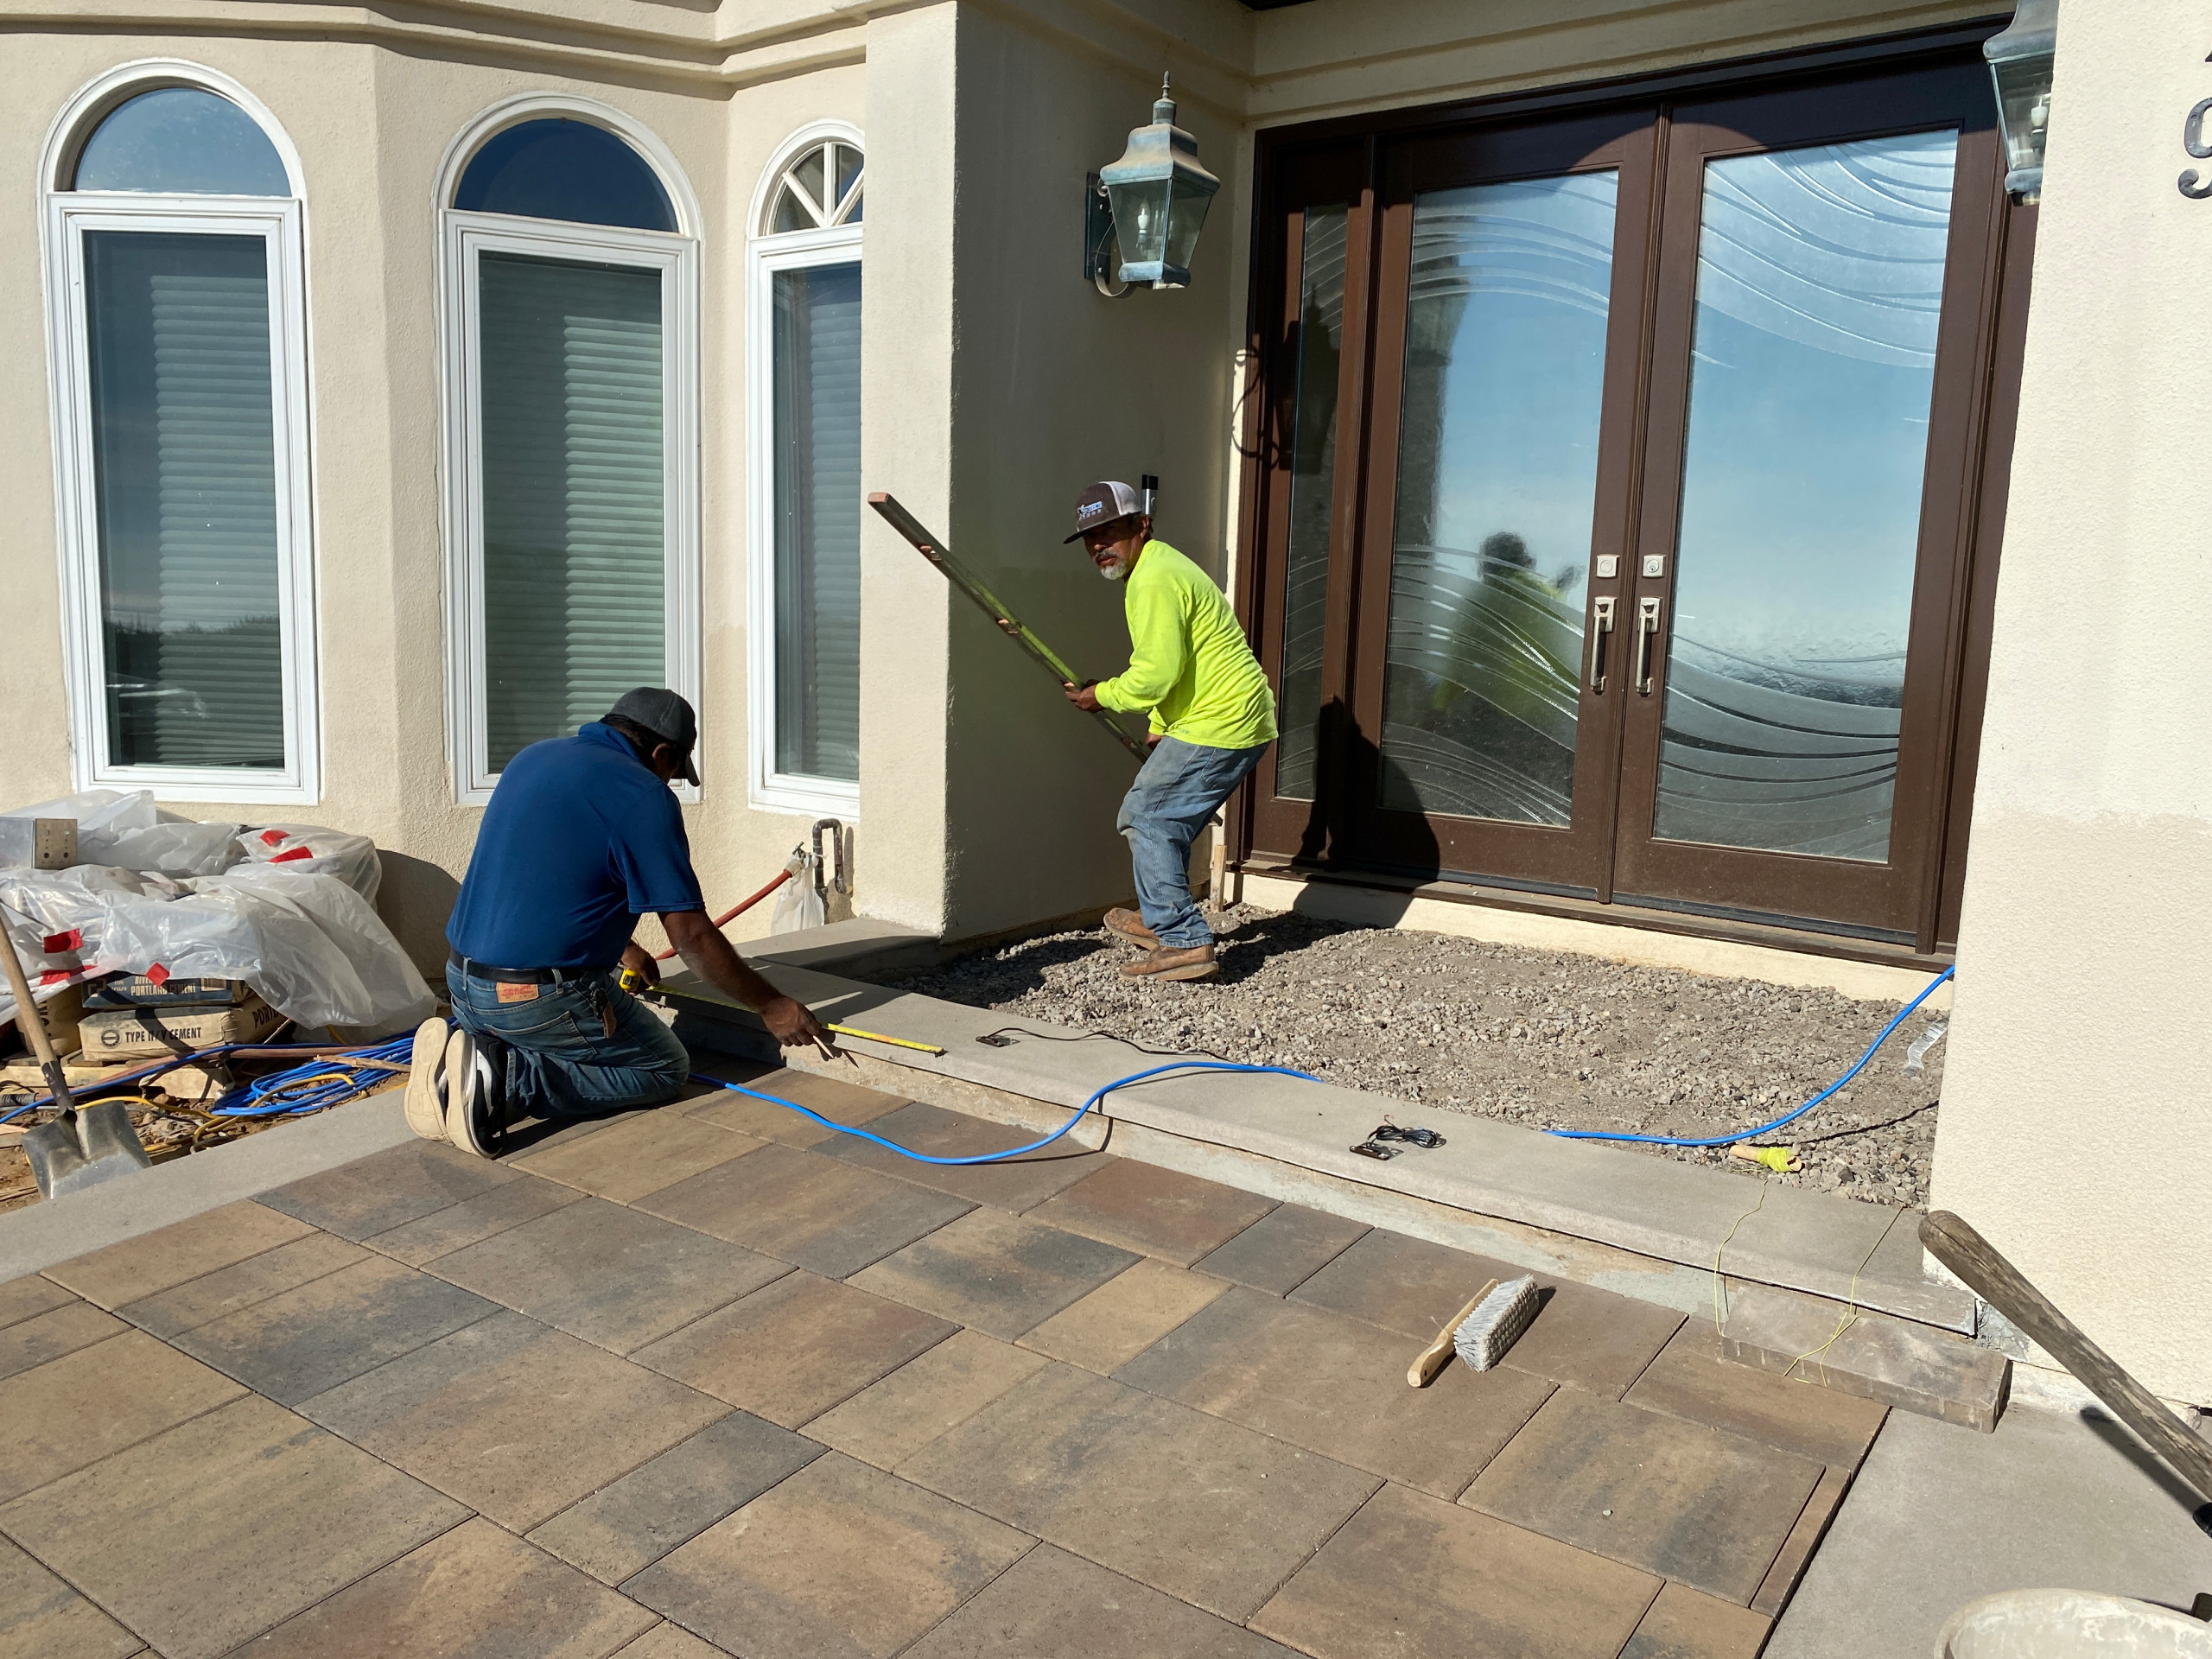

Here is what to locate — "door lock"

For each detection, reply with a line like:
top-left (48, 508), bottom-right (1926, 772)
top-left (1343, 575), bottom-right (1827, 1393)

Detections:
top-left (1587, 596), bottom-right (1616, 693)
top-left (1634, 596), bottom-right (1662, 696)
top-left (1641, 554), bottom-right (1666, 579)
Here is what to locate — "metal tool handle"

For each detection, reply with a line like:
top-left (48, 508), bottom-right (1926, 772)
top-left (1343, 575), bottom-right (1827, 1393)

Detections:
top-left (0, 911), bottom-right (75, 1114)
top-left (1634, 596), bottom-right (1662, 696)
top-left (1587, 597), bottom-right (1616, 694)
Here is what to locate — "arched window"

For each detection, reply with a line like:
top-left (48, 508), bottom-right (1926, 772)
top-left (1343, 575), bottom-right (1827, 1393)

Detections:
top-left (41, 66), bottom-right (318, 801)
top-left (437, 100), bottom-right (701, 800)
top-left (748, 125), bottom-right (863, 814)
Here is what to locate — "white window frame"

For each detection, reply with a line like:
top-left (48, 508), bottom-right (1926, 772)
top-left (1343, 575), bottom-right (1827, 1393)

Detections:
top-left (40, 64), bottom-right (321, 804)
top-left (434, 99), bottom-right (702, 806)
top-left (747, 121), bottom-right (864, 818)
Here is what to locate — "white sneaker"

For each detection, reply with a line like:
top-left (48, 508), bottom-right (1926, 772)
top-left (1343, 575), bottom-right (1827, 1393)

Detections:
top-left (404, 1017), bottom-right (451, 1141)
top-left (442, 1028), bottom-right (500, 1159)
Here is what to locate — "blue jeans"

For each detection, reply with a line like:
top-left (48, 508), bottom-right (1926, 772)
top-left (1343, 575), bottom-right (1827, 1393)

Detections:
top-left (1116, 737), bottom-right (1269, 950)
top-left (445, 965), bottom-right (690, 1118)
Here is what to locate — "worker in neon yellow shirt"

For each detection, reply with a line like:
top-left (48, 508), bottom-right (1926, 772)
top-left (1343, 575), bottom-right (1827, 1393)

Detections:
top-left (1064, 480), bottom-right (1276, 982)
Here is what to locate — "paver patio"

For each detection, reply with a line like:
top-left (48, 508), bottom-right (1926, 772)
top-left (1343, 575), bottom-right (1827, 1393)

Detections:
top-left (0, 1056), bottom-right (1893, 1657)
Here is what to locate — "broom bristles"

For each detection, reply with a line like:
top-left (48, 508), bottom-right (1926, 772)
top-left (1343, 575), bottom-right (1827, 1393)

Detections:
top-left (1453, 1275), bottom-right (1541, 1371)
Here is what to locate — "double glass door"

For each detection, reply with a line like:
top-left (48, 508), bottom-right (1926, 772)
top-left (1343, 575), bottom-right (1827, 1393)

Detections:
top-left (1246, 54), bottom-right (2026, 948)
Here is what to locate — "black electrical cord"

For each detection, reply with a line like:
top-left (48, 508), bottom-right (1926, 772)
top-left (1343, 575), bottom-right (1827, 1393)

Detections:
top-left (1785, 1098), bottom-right (1939, 1147)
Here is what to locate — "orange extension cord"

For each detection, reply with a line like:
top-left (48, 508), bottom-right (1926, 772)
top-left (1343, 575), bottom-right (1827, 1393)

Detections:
top-left (648, 866), bottom-right (793, 961)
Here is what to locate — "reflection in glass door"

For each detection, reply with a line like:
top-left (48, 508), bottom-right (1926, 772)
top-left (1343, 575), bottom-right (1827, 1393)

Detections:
top-left (1656, 132), bottom-right (1960, 861)
top-left (1274, 204), bottom-right (1347, 801)
top-left (1379, 173), bottom-right (1618, 826)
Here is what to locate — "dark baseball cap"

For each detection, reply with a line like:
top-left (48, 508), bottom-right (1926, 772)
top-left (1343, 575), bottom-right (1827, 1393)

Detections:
top-left (1064, 480), bottom-right (1146, 543)
top-left (605, 687), bottom-right (700, 784)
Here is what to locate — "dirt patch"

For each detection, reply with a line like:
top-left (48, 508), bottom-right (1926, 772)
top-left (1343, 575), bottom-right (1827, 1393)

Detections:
top-left (890, 903), bottom-right (1947, 1208)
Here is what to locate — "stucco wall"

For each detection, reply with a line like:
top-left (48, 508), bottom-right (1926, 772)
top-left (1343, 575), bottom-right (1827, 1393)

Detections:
top-left (0, 23), bottom-right (865, 971)
top-left (1933, 4), bottom-right (2212, 1405)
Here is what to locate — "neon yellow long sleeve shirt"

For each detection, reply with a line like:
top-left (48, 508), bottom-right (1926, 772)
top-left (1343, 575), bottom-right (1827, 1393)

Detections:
top-left (1092, 541), bottom-right (1278, 750)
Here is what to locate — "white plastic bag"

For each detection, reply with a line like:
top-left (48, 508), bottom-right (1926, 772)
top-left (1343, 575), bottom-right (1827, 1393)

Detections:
top-left (0, 788), bottom-right (159, 868)
top-left (770, 849), bottom-right (826, 934)
top-left (102, 820), bottom-right (245, 878)
top-left (236, 824), bottom-right (382, 902)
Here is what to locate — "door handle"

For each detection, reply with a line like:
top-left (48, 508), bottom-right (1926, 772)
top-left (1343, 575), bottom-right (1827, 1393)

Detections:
top-left (1634, 596), bottom-right (1662, 696)
top-left (1587, 597), bottom-right (1616, 693)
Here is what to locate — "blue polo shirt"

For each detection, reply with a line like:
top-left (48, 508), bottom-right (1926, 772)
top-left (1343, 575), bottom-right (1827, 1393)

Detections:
top-left (446, 723), bottom-right (705, 970)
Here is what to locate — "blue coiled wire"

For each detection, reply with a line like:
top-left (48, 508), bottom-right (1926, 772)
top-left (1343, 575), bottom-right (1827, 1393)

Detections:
top-left (1543, 965), bottom-right (1955, 1148)
top-left (0, 1037), bottom-right (416, 1127)
top-left (696, 1058), bottom-right (1321, 1165)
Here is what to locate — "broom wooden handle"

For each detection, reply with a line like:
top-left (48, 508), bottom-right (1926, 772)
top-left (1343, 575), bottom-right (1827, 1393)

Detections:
top-left (1408, 1281), bottom-right (1496, 1389)
top-left (1920, 1211), bottom-right (2212, 1501)
top-left (0, 921), bottom-right (75, 1115)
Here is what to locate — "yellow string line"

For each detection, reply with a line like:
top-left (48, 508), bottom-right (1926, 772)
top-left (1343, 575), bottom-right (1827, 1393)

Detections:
top-left (1710, 1175), bottom-right (1771, 1335)
top-left (1783, 1222), bottom-right (1890, 1384)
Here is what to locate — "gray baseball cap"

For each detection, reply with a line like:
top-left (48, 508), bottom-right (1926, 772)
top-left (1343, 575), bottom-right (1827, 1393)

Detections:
top-left (606, 687), bottom-right (700, 784)
top-left (1065, 480), bottom-right (1146, 543)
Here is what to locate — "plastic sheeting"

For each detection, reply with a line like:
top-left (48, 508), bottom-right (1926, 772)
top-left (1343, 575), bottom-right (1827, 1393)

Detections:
top-left (0, 789), bottom-right (433, 1039)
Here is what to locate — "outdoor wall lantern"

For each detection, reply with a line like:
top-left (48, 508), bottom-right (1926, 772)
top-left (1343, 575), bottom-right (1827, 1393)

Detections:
top-left (1985, 0), bottom-right (2056, 202)
top-left (1084, 74), bottom-right (1221, 296)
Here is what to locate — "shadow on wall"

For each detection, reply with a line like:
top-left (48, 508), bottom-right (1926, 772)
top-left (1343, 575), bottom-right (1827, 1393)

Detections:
top-left (377, 850), bottom-right (461, 979)
top-left (1279, 696), bottom-right (1440, 901)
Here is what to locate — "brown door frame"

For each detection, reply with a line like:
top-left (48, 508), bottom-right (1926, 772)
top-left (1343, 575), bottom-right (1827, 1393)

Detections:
top-left (1610, 61), bottom-right (2010, 939)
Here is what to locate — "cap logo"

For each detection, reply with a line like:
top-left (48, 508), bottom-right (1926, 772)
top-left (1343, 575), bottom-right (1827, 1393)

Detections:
top-left (1078, 501), bottom-right (1105, 522)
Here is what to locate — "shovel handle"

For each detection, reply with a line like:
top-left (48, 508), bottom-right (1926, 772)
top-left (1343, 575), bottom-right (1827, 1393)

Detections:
top-left (0, 917), bottom-right (75, 1114)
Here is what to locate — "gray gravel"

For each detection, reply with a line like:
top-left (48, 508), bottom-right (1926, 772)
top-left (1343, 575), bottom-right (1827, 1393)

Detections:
top-left (889, 903), bottom-right (1947, 1208)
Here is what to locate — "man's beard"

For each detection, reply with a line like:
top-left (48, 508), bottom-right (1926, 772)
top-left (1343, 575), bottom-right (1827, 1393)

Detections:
top-left (1098, 555), bottom-right (1128, 582)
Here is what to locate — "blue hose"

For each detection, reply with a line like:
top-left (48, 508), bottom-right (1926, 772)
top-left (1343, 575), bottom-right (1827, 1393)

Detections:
top-left (696, 1058), bottom-right (1321, 1166)
top-left (0, 1038), bottom-right (416, 1128)
top-left (1544, 965), bottom-right (1955, 1148)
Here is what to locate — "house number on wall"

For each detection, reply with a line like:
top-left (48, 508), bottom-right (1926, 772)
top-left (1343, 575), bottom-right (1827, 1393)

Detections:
top-left (2183, 93), bottom-right (2212, 197)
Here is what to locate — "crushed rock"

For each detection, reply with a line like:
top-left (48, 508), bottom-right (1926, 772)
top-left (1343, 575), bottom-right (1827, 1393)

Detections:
top-left (889, 902), bottom-right (1945, 1209)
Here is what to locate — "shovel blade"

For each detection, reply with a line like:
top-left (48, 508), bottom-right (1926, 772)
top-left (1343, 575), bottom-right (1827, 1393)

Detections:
top-left (23, 1104), bottom-right (151, 1200)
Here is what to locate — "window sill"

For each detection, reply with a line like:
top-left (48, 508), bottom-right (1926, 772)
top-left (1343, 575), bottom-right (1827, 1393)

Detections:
top-left (750, 773), bottom-right (859, 820)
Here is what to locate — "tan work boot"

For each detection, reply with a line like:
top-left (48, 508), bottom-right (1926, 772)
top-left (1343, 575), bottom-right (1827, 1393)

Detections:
top-left (1119, 943), bottom-right (1218, 982)
top-left (1103, 907), bottom-right (1160, 949)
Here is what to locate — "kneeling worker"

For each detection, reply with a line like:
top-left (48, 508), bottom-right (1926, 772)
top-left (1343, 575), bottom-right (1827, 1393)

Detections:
top-left (408, 687), bottom-right (830, 1155)
top-left (1064, 481), bottom-right (1277, 982)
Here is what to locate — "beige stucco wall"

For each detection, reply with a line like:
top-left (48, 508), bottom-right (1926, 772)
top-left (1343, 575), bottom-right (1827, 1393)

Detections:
top-left (1932, 3), bottom-right (2212, 1405)
top-left (0, 17), bottom-right (866, 972)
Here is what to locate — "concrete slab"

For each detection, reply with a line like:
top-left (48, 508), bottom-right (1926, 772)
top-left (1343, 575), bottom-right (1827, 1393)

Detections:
top-left (655, 963), bottom-right (1974, 1332)
top-left (0, 1095), bottom-right (416, 1283)
top-left (1719, 1279), bottom-right (2011, 1433)
top-left (1769, 1403), bottom-right (2212, 1659)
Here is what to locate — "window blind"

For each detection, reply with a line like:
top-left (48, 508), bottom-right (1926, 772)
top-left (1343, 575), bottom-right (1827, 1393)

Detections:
top-left (84, 230), bottom-right (285, 771)
top-left (478, 251), bottom-right (666, 772)
top-left (771, 262), bottom-right (862, 783)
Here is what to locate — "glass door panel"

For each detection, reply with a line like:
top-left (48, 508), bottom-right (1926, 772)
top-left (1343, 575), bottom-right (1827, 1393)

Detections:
top-left (1378, 172), bottom-right (1618, 827)
top-left (1656, 132), bottom-right (1959, 861)
top-left (1274, 202), bottom-right (1348, 801)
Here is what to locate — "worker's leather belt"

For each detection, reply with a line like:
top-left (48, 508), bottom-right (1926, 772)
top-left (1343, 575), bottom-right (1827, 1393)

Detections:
top-left (447, 952), bottom-right (602, 985)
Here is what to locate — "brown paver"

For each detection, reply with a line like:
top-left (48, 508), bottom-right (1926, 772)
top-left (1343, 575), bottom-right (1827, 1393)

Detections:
top-left (257, 1141), bottom-right (518, 1241)
top-left (1116, 1287), bottom-right (1556, 1497)
top-left (639, 1141), bottom-right (972, 1278)
top-left (0, 1394), bottom-right (464, 1659)
top-left (118, 1231), bottom-right (367, 1339)
top-left (1621, 1580), bottom-right (1774, 1658)
top-left (168, 1255), bottom-right (499, 1405)
top-left (0, 1274), bottom-right (76, 1331)
top-left (1291, 1229), bottom-right (1684, 1396)
top-left (300, 1309), bottom-right (727, 1530)
top-left (42, 1200), bottom-right (314, 1308)
top-left (849, 1208), bottom-right (1138, 1340)
top-left (1463, 1389), bottom-right (1823, 1605)
top-left (528, 1411), bottom-right (823, 1586)
top-left (359, 1170), bottom-right (585, 1266)
top-left (1193, 1203), bottom-right (1370, 1295)
top-left (683, 1066), bottom-right (907, 1148)
top-left (816, 1101), bottom-right (1111, 1211)
top-left (0, 1300), bottom-right (127, 1382)
top-left (1751, 1464), bottom-right (1852, 1618)
top-left (614, 1627), bottom-right (732, 1659)
top-left (1018, 1259), bottom-right (1229, 1374)
top-left (903, 1362), bottom-right (1379, 1621)
top-left (1028, 1160), bottom-right (1277, 1266)
top-left (1626, 1321), bottom-right (1889, 1468)
top-left (904, 1542), bottom-right (1300, 1659)
top-left (233, 1516), bottom-right (657, 1657)
top-left (634, 1270), bottom-right (955, 1428)
top-left (512, 1109), bottom-right (764, 1203)
top-left (427, 1197), bottom-right (787, 1354)
top-left (1251, 1483), bottom-right (1660, 1659)
top-left (0, 1531), bottom-right (140, 1659)
top-left (0, 1332), bottom-right (244, 1503)
top-left (804, 1328), bottom-right (1052, 1470)
top-left (626, 1452), bottom-right (1033, 1659)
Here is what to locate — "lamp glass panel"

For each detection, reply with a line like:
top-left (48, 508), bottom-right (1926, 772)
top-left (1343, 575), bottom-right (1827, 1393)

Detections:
top-left (1990, 56), bottom-right (2050, 176)
top-left (1106, 176), bottom-right (1171, 265)
top-left (1163, 175), bottom-right (1215, 276)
